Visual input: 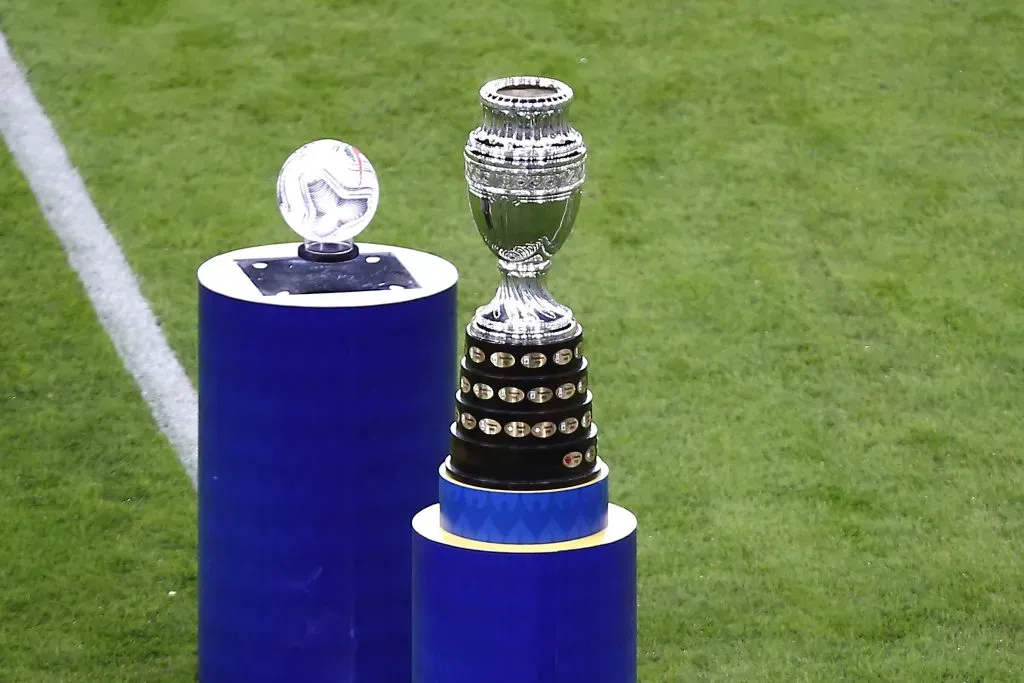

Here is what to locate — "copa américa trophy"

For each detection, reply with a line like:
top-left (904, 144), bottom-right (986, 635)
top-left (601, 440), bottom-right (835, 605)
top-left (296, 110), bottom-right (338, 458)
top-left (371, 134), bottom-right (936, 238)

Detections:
top-left (448, 76), bottom-right (598, 491)
top-left (412, 77), bottom-right (637, 683)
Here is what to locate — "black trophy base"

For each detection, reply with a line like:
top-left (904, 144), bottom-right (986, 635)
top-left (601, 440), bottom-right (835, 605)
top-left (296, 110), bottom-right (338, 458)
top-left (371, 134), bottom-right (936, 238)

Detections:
top-left (445, 456), bottom-right (601, 492)
top-left (449, 325), bottom-right (603, 491)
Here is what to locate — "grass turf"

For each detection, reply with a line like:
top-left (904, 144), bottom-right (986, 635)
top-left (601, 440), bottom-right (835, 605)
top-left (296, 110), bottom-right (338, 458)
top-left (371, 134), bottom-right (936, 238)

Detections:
top-left (0, 147), bottom-right (197, 679)
top-left (2, 0), bottom-right (1024, 679)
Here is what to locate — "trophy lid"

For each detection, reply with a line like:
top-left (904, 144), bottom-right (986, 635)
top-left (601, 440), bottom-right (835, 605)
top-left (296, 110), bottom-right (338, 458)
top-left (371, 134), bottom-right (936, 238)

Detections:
top-left (479, 75), bottom-right (574, 114)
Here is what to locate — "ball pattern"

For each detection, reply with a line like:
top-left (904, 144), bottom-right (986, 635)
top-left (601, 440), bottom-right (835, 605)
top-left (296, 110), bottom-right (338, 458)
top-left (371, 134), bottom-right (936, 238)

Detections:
top-left (277, 139), bottom-right (379, 243)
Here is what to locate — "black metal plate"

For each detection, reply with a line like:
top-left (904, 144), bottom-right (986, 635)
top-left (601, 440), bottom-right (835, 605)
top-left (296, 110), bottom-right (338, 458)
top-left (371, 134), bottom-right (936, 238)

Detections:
top-left (236, 252), bottom-right (419, 296)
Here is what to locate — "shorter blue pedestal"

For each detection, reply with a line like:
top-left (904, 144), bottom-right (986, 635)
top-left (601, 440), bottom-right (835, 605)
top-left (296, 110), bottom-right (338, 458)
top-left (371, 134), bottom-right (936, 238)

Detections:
top-left (412, 504), bottom-right (637, 683)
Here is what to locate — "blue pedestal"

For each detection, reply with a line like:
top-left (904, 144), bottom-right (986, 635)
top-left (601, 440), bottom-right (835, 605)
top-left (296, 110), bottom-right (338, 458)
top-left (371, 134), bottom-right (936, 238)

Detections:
top-left (412, 504), bottom-right (637, 683)
top-left (414, 452), bottom-right (637, 682)
top-left (197, 242), bottom-right (458, 683)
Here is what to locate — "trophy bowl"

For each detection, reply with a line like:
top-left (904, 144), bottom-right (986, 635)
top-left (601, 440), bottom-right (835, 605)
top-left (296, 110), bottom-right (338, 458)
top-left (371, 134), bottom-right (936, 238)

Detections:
top-left (464, 76), bottom-right (588, 344)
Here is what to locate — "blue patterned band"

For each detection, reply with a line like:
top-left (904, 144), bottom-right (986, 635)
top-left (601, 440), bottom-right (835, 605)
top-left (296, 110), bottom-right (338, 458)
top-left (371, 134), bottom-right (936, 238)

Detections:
top-left (438, 458), bottom-right (610, 544)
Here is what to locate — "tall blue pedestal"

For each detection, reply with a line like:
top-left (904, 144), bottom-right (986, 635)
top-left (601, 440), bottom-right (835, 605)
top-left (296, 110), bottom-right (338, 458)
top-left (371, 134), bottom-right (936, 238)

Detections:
top-left (412, 460), bottom-right (638, 683)
top-left (197, 242), bottom-right (458, 683)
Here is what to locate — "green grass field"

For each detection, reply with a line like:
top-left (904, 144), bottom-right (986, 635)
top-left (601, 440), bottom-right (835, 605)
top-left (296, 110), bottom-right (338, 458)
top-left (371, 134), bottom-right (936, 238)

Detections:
top-left (0, 149), bottom-right (196, 680)
top-left (2, 0), bottom-right (1023, 680)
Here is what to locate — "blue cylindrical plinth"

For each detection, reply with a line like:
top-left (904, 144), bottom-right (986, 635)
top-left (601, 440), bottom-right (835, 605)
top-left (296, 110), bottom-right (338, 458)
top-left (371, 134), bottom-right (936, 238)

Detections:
top-left (197, 242), bottom-right (458, 683)
top-left (412, 504), bottom-right (638, 683)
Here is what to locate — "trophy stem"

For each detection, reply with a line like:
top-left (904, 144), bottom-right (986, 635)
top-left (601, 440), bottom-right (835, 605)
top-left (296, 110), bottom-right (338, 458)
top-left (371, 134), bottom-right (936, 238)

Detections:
top-left (469, 261), bottom-right (578, 343)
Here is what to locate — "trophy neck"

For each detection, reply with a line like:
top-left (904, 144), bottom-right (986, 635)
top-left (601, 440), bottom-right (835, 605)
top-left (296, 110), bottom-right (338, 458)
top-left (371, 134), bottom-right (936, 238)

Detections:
top-left (469, 265), bottom-right (579, 344)
top-left (467, 76), bottom-right (586, 178)
top-left (479, 107), bottom-right (572, 145)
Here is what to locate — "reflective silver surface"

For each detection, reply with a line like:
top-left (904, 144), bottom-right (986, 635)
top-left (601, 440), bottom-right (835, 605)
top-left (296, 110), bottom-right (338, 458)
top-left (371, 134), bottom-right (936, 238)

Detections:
top-left (464, 76), bottom-right (588, 343)
top-left (505, 421), bottom-right (530, 438)
top-left (479, 418), bottom-right (502, 435)
top-left (498, 386), bottom-right (524, 403)
top-left (527, 387), bottom-right (553, 403)
top-left (490, 351), bottom-right (515, 368)
top-left (532, 422), bottom-right (557, 438)
top-left (521, 352), bottom-right (547, 369)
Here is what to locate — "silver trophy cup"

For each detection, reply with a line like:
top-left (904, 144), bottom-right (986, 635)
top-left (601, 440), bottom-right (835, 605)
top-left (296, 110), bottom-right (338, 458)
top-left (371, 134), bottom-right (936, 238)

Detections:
top-left (465, 76), bottom-right (587, 344)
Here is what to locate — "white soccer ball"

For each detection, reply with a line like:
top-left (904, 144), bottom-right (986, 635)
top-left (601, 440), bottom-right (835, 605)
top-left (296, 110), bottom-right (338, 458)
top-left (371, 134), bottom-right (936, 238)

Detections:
top-left (276, 139), bottom-right (379, 244)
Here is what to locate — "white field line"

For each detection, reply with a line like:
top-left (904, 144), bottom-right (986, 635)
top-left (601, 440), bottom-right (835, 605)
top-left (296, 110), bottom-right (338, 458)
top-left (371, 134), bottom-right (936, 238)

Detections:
top-left (0, 32), bottom-right (198, 487)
